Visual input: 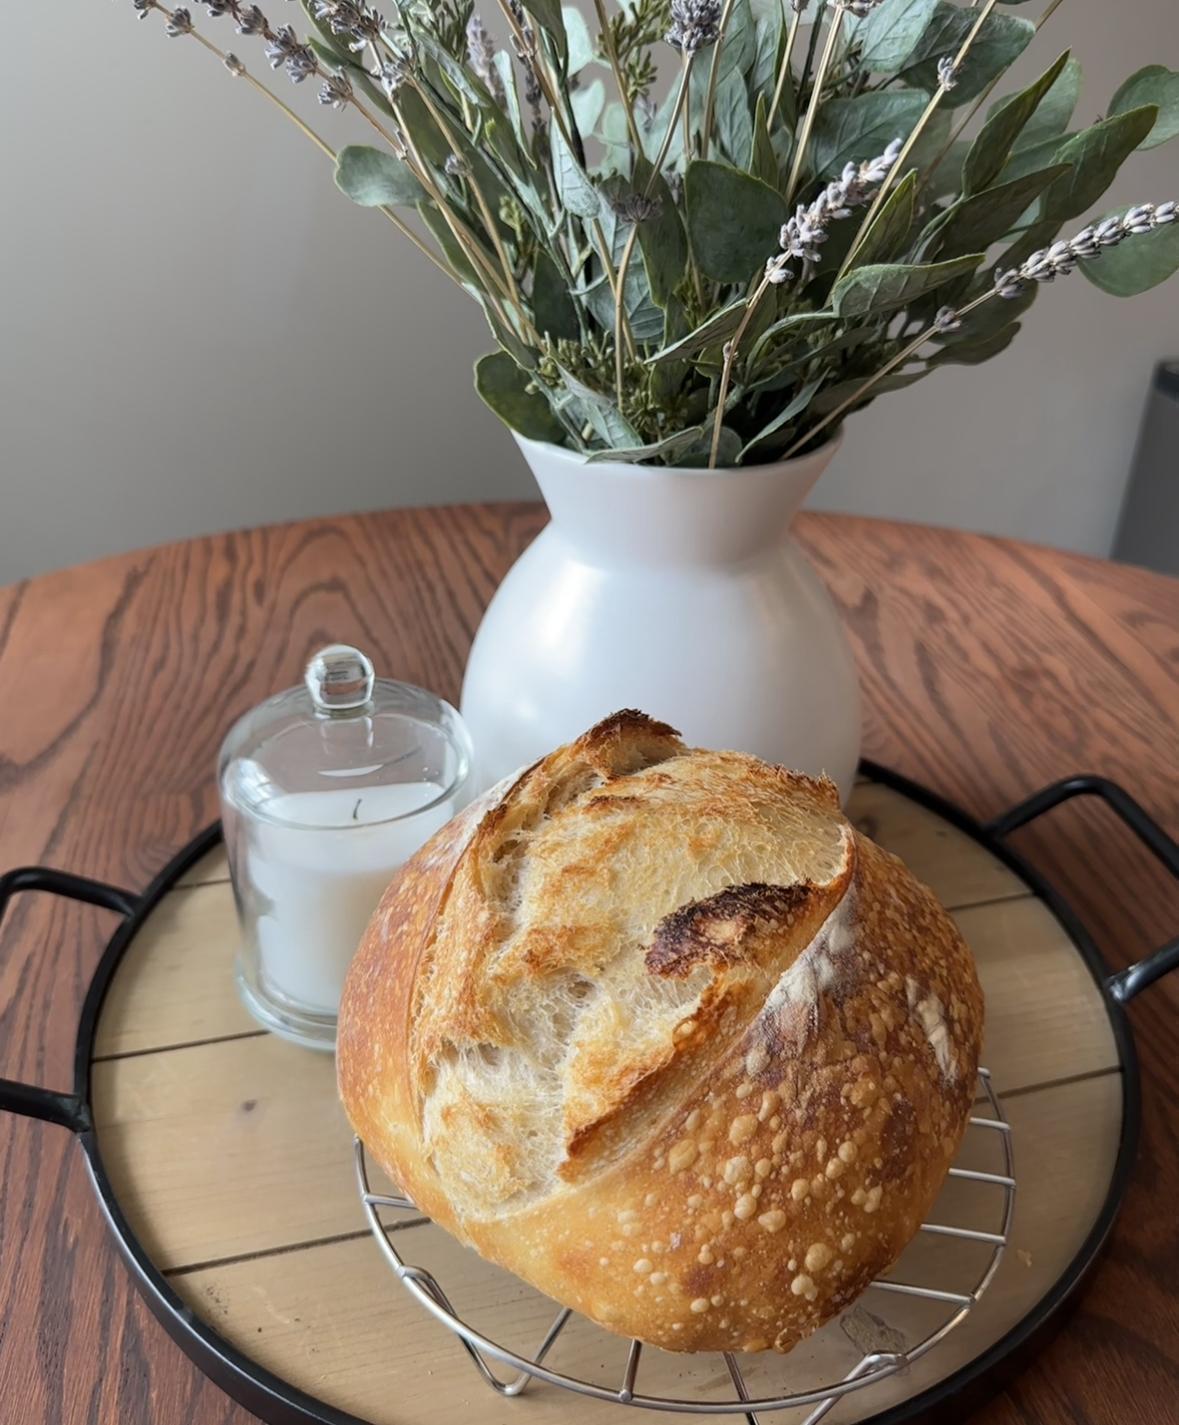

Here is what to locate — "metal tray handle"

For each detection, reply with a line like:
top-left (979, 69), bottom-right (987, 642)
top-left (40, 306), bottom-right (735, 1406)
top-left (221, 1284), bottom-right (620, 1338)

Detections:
top-left (985, 775), bottom-right (1179, 1004)
top-left (0, 866), bottom-right (138, 1131)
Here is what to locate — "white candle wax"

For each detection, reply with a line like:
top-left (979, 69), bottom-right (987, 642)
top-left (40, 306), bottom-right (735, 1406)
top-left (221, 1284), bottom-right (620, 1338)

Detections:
top-left (247, 782), bottom-right (454, 1012)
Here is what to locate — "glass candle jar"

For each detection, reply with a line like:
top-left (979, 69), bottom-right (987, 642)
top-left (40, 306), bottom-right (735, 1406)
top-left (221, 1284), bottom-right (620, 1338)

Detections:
top-left (219, 645), bottom-right (473, 1050)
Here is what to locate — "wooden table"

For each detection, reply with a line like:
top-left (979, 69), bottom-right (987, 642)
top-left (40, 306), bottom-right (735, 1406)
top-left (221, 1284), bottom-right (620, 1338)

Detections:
top-left (1, 508), bottom-right (1177, 1425)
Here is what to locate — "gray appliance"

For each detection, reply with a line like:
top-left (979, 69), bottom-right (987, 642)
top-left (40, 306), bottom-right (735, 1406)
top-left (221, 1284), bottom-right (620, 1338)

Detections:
top-left (1113, 360), bottom-right (1179, 574)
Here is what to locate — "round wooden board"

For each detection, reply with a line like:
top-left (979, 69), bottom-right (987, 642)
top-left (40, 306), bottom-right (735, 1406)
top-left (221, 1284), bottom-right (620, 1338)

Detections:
top-left (89, 779), bottom-right (1124, 1425)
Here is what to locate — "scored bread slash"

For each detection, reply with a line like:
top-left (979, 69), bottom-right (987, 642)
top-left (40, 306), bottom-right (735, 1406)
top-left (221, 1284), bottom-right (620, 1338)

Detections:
top-left (338, 710), bottom-right (984, 1355)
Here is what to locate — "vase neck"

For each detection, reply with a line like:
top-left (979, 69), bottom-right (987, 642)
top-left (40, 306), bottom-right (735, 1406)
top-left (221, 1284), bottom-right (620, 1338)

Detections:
top-left (516, 439), bottom-right (838, 568)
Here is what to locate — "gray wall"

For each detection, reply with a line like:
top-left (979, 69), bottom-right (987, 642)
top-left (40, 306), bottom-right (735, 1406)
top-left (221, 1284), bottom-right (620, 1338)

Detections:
top-left (2, 1), bottom-right (1176, 582)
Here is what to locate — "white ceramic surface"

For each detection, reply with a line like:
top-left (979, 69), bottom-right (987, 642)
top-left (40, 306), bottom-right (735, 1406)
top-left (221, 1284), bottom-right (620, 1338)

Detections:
top-left (460, 434), bottom-right (862, 799)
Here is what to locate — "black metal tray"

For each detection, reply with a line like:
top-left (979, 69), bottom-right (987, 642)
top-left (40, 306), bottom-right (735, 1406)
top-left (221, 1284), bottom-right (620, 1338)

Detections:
top-left (2, 764), bottom-right (1177, 1425)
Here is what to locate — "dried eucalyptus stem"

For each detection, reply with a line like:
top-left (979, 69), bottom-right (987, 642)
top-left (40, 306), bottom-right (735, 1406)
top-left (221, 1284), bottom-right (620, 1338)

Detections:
top-left (593, 0), bottom-right (643, 152)
top-left (785, 1), bottom-right (848, 204)
top-left (769, 0), bottom-right (806, 129)
top-left (840, 0), bottom-right (1001, 275)
top-left (699, 0), bottom-right (737, 161)
top-left (646, 50), bottom-right (696, 188)
top-left (610, 195), bottom-right (660, 404)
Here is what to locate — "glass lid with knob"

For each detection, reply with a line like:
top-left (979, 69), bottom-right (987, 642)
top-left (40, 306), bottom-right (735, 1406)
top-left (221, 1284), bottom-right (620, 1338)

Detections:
top-left (219, 644), bottom-right (473, 1051)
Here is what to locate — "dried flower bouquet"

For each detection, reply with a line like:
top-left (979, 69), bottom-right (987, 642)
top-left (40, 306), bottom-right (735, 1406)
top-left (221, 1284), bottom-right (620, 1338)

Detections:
top-left (124, 0), bottom-right (1179, 467)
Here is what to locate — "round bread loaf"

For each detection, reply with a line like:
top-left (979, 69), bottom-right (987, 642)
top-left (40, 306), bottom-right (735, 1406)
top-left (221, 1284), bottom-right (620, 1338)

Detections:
top-left (338, 712), bottom-right (984, 1354)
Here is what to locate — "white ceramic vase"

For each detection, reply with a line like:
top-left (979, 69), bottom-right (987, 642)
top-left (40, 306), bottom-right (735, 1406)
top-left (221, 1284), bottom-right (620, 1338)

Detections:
top-left (460, 433), bottom-right (861, 799)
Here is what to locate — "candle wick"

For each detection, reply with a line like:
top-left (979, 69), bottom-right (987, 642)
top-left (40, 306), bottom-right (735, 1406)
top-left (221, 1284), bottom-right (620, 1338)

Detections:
top-left (352, 798), bottom-right (362, 822)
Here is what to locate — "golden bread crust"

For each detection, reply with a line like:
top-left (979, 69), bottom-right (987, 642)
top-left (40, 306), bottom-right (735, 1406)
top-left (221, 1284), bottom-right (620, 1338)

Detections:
top-left (338, 712), bottom-right (983, 1353)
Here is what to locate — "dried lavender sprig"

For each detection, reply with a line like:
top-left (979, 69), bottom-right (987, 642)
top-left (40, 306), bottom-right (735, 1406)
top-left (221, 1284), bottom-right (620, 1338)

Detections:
top-left (310, 0), bottom-right (391, 56)
top-left (124, 0), bottom-right (455, 284)
top-left (504, 0), bottom-right (544, 130)
top-left (265, 24), bottom-right (317, 82)
top-left (766, 137), bottom-right (903, 284)
top-left (769, 0), bottom-right (807, 128)
top-left (936, 55), bottom-right (959, 90)
top-left (666, 0), bottom-right (722, 56)
top-left (465, 14), bottom-right (505, 104)
top-left (317, 66), bottom-right (353, 108)
top-left (783, 198), bottom-right (1179, 462)
top-left (995, 202), bottom-right (1178, 297)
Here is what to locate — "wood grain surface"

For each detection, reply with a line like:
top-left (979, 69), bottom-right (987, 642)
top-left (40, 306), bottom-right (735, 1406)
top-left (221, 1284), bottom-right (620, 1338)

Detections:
top-left (2, 505), bottom-right (1178, 1425)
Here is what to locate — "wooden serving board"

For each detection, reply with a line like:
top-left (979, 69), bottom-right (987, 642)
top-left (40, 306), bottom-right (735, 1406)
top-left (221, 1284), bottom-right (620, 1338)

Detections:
top-left (89, 780), bottom-right (1123, 1425)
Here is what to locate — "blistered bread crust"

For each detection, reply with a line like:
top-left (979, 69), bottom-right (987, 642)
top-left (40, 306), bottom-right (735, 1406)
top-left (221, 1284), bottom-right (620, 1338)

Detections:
top-left (338, 712), bottom-right (983, 1354)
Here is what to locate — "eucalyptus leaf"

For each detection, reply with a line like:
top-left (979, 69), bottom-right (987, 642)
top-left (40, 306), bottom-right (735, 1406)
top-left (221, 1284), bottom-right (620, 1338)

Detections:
top-left (809, 94), bottom-right (928, 179)
top-left (832, 255), bottom-right (985, 317)
top-left (747, 310), bottom-right (840, 365)
top-left (419, 204), bottom-right (481, 287)
top-left (901, 2), bottom-right (1034, 106)
top-left (417, 35), bottom-right (497, 111)
top-left (517, 0), bottom-right (567, 66)
top-left (549, 123), bottom-right (601, 217)
top-left (857, 0), bottom-right (940, 75)
top-left (532, 252), bottom-right (580, 339)
top-left (647, 298), bottom-right (748, 363)
top-left (929, 322), bottom-right (1021, 365)
top-left (635, 166), bottom-right (689, 309)
top-left (679, 426), bottom-right (743, 467)
top-left (335, 145), bottom-right (426, 207)
top-left (925, 141), bottom-right (970, 201)
top-left (475, 353), bottom-right (566, 442)
top-left (571, 77), bottom-right (606, 135)
top-left (931, 164), bottom-right (1071, 259)
top-left (581, 265), bottom-right (665, 344)
top-left (847, 171), bottom-right (919, 270)
top-left (812, 368), bottom-right (928, 415)
top-left (685, 161), bottom-right (788, 283)
top-left (750, 92), bottom-right (778, 187)
top-left (739, 378), bottom-right (824, 459)
top-left (562, 5), bottom-right (595, 74)
top-left (1080, 208), bottom-right (1179, 296)
top-left (396, 86), bottom-right (451, 168)
top-left (585, 427), bottom-right (707, 464)
top-left (493, 51), bottom-right (528, 151)
top-left (1110, 67), bottom-right (1179, 150)
top-left (1010, 56), bottom-right (1081, 152)
top-left (751, 13), bottom-right (785, 118)
top-left (964, 50), bottom-right (1072, 195)
top-left (556, 367), bottom-right (642, 447)
top-left (1040, 106), bottom-right (1159, 224)
top-left (714, 71), bottom-right (754, 169)
top-left (999, 131), bottom-right (1068, 185)
top-left (715, 0), bottom-right (758, 84)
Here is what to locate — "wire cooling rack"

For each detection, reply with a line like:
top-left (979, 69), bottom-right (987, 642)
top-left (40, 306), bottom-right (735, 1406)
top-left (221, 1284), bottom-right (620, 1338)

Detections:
top-left (355, 1068), bottom-right (1014, 1424)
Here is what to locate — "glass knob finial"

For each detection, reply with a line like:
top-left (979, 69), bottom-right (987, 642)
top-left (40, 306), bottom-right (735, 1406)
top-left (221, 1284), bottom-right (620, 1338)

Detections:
top-left (304, 644), bottom-right (375, 713)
